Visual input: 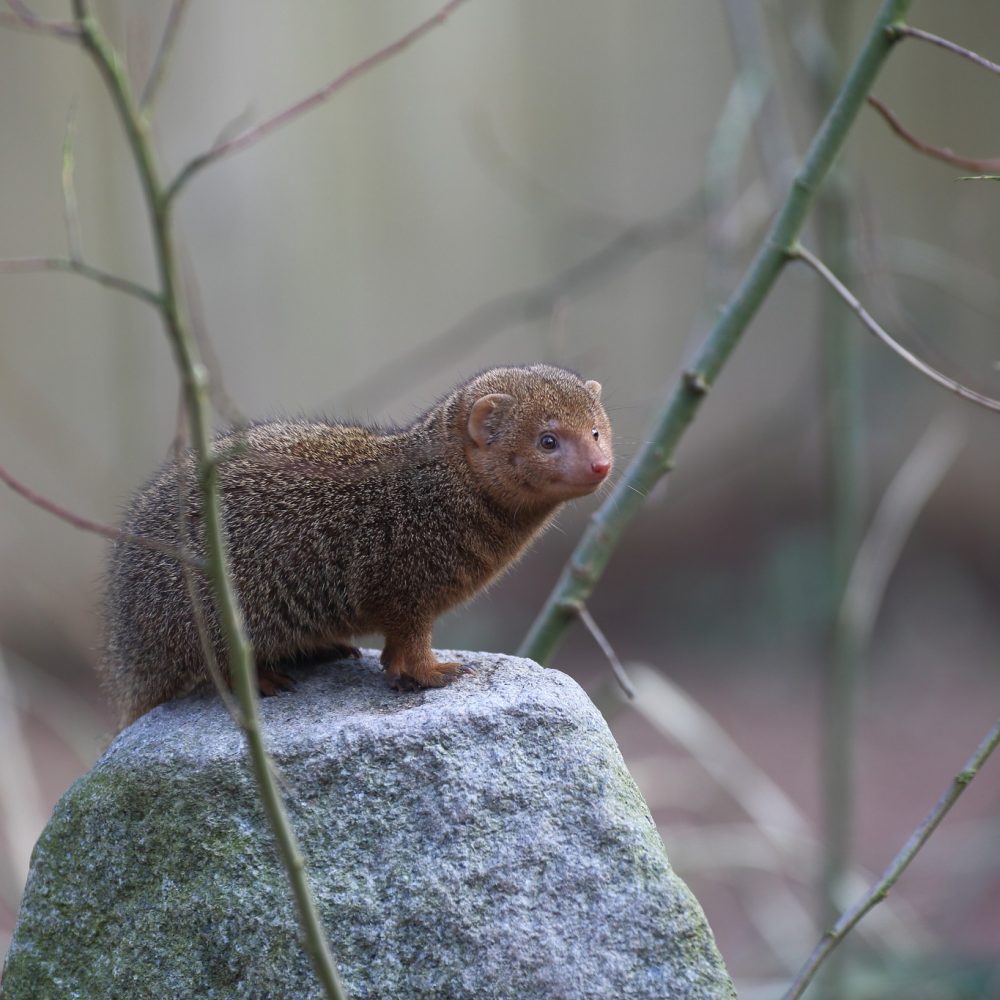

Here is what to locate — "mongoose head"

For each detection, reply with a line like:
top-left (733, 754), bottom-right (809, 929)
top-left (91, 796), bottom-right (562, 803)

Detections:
top-left (460, 364), bottom-right (613, 509)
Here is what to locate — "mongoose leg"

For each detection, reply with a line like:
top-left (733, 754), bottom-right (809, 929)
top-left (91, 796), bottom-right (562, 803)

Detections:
top-left (380, 633), bottom-right (466, 690)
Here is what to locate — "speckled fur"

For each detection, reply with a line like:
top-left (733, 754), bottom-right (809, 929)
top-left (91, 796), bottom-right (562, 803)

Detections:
top-left (102, 365), bottom-right (613, 726)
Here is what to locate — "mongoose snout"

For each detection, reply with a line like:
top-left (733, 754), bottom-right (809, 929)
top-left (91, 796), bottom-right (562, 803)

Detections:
top-left (101, 364), bottom-right (613, 727)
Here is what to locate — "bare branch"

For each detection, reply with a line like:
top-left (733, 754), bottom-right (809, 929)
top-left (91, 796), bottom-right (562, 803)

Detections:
top-left (164, 0), bottom-right (469, 204)
top-left (463, 107), bottom-right (627, 232)
top-left (592, 665), bottom-right (923, 957)
top-left (894, 23), bottom-right (1000, 77)
top-left (338, 200), bottom-right (702, 412)
top-left (721, 0), bottom-right (798, 203)
top-left (61, 101), bottom-right (83, 261)
top-left (629, 664), bottom-right (812, 850)
top-left (791, 243), bottom-right (1000, 414)
top-left (1, 1), bottom-right (80, 39)
top-left (172, 401), bottom-right (243, 725)
top-left (700, 74), bottom-right (768, 303)
top-left (178, 246), bottom-right (247, 426)
top-left (577, 606), bottom-right (634, 700)
top-left (783, 712), bottom-right (1000, 998)
top-left (839, 415), bottom-right (964, 649)
top-left (0, 256), bottom-right (162, 306)
top-left (868, 95), bottom-right (1000, 172)
top-left (855, 233), bottom-right (1000, 324)
top-left (0, 459), bottom-right (202, 568)
top-left (139, 0), bottom-right (191, 111)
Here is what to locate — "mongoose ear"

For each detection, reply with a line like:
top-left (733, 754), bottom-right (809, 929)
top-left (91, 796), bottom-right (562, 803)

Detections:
top-left (584, 380), bottom-right (602, 399)
top-left (468, 393), bottom-right (515, 447)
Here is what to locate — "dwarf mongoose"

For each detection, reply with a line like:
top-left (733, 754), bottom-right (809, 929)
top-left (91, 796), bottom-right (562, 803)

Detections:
top-left (102, 364), bottom-right (613, 725)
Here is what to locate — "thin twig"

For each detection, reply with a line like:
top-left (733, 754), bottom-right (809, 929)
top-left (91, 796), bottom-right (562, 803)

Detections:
top-left (172, 403), bottom-right (242, 725)
top-left (839, 415), bottom-right (964, 650)
top-left (621, 665), bottom-right (822, 969)
top-left (721, 0), bottom-right (798, 203)
top-left (700, 73), bottom-right (768, 307)
top-left (0, 256), bottom-right (162, 306)
top-left (894, 23), bottom-right (1000, 77)
top-left (0, 459), bottom-right (202, 568)
top-left (577, 606), bottom-right (634, 699)
top-left (139, 0), bottom-right (191, 111)
top-left (61, 101), bottom-right (83, 261)
top-left (602, 665), bottom-right (928, 962)
top-left (792, 243), bottom-right (1000, 413)
top-left (339, 200), bottom-right (702, 412)
top-left (164, 0), bottom-right (469, 204)
top-left (783, 712), bottom-right (1000, 998)
top-left (790, 3), bottom-right (843, 110)
top-left (463, 107), bottom-right (626, 233)
top-left (855, 233), bottom-right (1000, 324)
top-left (868, 95), bottom-right (1000, 172)
top-left (628, 664), bottom-right (811, 850)
top-left (178, 246), bottom-right (247, 426)
top-left (621, 663), bottom-right (920, 950)
top-left (1, 0), bottom-right (79, 38)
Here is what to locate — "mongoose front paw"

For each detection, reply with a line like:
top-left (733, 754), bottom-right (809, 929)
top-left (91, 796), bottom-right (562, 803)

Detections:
top-left (384, 659), bottom-right (469, 690)
top-left (416, 660), bottom-right (466, 687)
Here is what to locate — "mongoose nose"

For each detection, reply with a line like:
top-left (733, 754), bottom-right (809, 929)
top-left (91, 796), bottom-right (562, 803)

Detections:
top-left (591, 459), bottom-right (611, 478)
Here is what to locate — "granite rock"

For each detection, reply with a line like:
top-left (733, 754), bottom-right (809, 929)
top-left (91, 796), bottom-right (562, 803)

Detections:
top-left (1, 651), bottom-right (733, 999)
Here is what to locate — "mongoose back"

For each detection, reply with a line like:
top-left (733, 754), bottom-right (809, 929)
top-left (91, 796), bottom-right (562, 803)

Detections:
top-left (102, 364), bottom-right (613, 726)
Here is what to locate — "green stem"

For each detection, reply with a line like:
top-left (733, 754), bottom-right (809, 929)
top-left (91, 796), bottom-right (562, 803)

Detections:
top-left (519, 0), bottom-right (912, 664)
top-left (71, 4), bottom-right (347, 997)
top-left (809, 3), bottom-right (866, 974)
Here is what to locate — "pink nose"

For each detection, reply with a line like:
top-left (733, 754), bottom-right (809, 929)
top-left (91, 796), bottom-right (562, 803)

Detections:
top-left (591, 459), bottom-right (611, 478)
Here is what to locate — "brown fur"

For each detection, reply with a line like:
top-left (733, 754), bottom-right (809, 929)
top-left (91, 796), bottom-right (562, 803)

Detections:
top-left (101, 365), bottom-right (613, 726)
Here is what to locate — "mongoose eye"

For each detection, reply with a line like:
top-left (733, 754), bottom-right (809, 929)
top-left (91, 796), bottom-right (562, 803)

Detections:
top-left (592, 428), bottom-right (600, 441)
top-left (538, 432), bottom-right (560, 451)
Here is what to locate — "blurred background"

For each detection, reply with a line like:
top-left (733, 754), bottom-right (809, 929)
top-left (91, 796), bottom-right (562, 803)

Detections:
top-left (2, 1), bottom-right (999, 996)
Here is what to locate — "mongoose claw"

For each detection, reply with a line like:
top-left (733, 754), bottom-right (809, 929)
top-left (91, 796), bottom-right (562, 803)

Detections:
top-left (412, 660), bottom-right (467, 688)
top-left (257, 669), bottom-right (296, 697)
top-left (438, 663), bottom-right (476, 684)
top-left (385, 659), bottom-right (468, 691)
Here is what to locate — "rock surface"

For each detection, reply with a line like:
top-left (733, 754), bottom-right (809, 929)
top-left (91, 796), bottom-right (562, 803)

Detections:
top-left (1, 651), bottom-right (733, 999)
